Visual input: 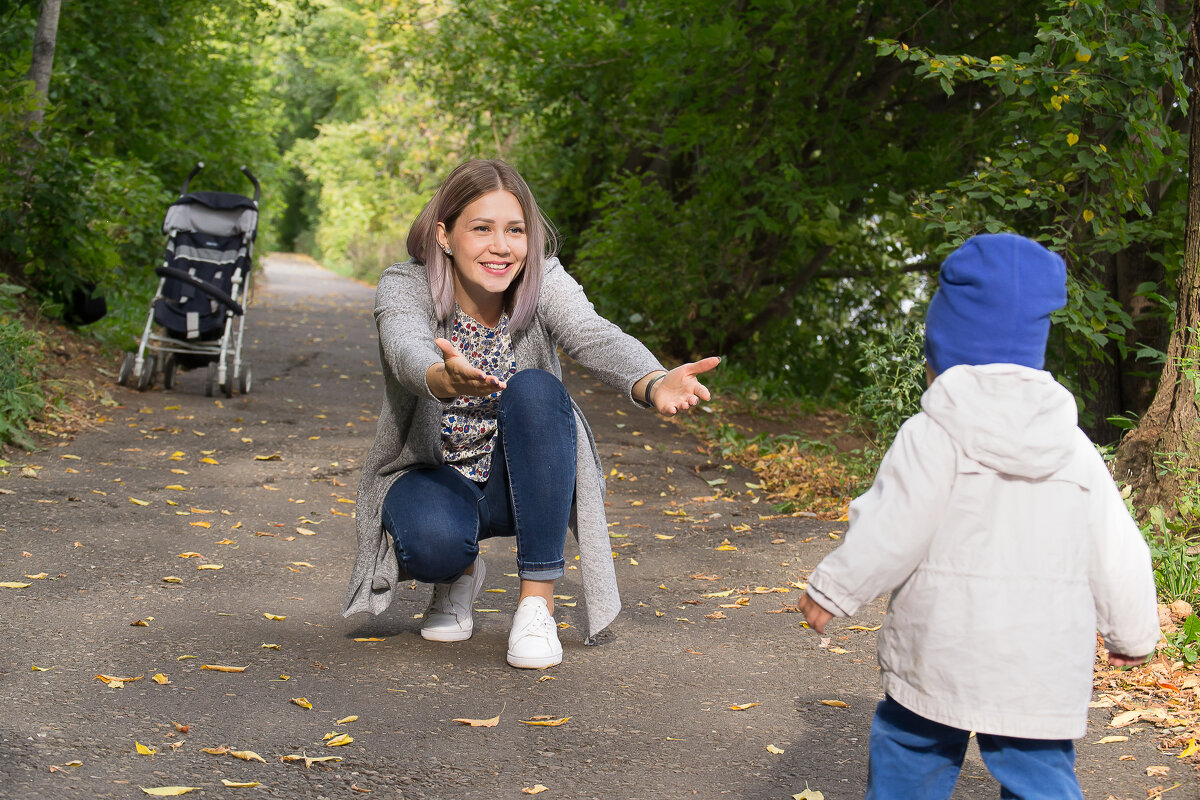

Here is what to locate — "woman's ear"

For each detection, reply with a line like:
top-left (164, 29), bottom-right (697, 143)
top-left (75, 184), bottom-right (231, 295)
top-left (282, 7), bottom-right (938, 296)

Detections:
top-left (435, 221), bottom-right (449, 250)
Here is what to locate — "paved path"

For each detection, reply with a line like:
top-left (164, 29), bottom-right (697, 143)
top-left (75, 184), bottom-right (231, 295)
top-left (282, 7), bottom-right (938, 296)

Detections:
top-left (0, 254), bottom-right (1182, 798)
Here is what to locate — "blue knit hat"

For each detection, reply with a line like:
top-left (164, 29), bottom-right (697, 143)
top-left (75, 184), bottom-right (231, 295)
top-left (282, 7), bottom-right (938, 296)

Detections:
top-left (924, 233), bottom-right (1067, 374)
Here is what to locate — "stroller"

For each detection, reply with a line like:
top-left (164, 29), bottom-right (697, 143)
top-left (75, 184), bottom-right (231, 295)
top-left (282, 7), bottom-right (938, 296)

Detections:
top-left (118, 162), bottom-right (260, 397)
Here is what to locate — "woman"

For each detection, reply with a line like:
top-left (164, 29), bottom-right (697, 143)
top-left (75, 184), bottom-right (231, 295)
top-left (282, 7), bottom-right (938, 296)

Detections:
top-left (342, 158), bottom-right (719, 669)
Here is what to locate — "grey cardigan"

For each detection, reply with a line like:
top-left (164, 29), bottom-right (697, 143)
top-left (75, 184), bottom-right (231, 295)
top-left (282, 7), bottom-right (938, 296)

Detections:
top-left (341, 257), bottom-right (664, 640)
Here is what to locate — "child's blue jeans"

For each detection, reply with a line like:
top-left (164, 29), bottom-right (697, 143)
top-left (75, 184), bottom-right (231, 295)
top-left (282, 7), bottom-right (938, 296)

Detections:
top-left (381, 369), bottom-right (576, 583)
top-left (865, 696), bottom-right (1083, 800)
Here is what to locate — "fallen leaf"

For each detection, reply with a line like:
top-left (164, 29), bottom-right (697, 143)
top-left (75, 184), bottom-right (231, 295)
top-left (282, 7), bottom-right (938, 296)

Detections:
top-left (337, 715), bottom-right (359, 724)
top-left (730, 703), bottom-right (760, 711)
top-left (828, 646), bottom-right (849, 654)
top-left (152, 673), bottom-right (170, 685)
top-left (189, 521), bottom-right (211, 528)
top-left (703, 590), bottom-right (734, 598)
top-left (31, 665), bottom-right (52, 671)
top-left (162, 576), bottom-right (183, 584)
top-left (353, 637), bottom-right (385, 642)
top-left (0, 581), bottom-right (32, 589)
top-left (325, 733), bottom-right (353, 747)
top-left (766, 744), bottom-right (784, 754)
top-left (221, 780), bottom-right (260, 788)
top-left (172, 721), bottom-right (189, 733)
top-left (131, 619), bottom-right (149, 627)
top-left (296, 527), bottom-right (317, 536)
top-left (820, 700), bottom-right (849, 708)
top-left (136, 741), bottom-right (156, 756)
top-left (24, 572), bottom-right (47, 579)
top-left (230, 750), bottom-right (266, 763)
top-left (845, 625), bottom-right (882, 632)
top-left (1147, 766), bottom-right (1171, 777)
top-left (793, 790), bottom-right (825, 800)
top-left (655, 534), bottom-right (675, 540)
top-left (95, 674), bottom-right (142, 685)
top-left (291, 697), bottom-right (313, 709)
top-left (350, 784), bottom-right (370, 793)
top-left (140, 787), bottom-right (200, 796)
top-left (281, 754), bottom-right (342, 768)
top-left (130, 497), bottom-right (150, 506)
top-left (198, 564), bottom-right (222, 570)
top-left (201, 746), bottom-right (230, 755)
top-left (291, 561), bottom-right (314, 568)
top-left (522, 786), bottom-right (549, 796)
top-left (519, 717), bottom-right (570, 726)
top-left (1094, 735), bottom-right (1129, 744)
top-left (254, 453), bottom-right (282, 461)
top-left (1178, 738), bottom-right (1198, 758)
top-left (262, 643), bottom-right (281, 650)
top-left (264, 613), bottom-right (286, 621)
top-left (200, 664), bottom-right (247, 672)
top-left (453, 704), bottom-right (503, 727)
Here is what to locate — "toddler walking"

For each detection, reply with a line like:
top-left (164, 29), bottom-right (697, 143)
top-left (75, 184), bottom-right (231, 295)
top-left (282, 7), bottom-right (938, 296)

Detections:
top-left (796, 233), bottom-right (1160, 798)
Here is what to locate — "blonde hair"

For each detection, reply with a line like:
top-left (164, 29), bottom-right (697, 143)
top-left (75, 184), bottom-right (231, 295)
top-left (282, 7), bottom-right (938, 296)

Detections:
top-left (407, 159), bottom-right (558, 331)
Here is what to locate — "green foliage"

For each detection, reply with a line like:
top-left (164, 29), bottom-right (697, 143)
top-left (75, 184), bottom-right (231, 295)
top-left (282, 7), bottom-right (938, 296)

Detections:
top-left (1167, 614), bottom-right (1200, 665)
top-left (0, 292), bottom-right (45, 450)
top-left (876, 0), bottom-right (1189, 421)
top-left (853, 320), bottom-right (927, 455)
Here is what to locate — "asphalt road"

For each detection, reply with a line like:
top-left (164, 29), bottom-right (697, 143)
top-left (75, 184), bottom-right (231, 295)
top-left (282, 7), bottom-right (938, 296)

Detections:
top-left (0, 254), bottom-right (1186, 799)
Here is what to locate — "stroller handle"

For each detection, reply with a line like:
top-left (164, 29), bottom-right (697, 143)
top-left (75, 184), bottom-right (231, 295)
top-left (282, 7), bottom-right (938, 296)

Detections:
top-left (240, 165), bottom-right (262, 204)
top-left (179, 162), bottom-right (261, 205)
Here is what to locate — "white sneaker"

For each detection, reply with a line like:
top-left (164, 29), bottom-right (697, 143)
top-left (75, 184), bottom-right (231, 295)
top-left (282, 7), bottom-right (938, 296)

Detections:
top-left (420, 558), bottom-right (487, 642)
top-left (506, 596), bottom-right (562, 669)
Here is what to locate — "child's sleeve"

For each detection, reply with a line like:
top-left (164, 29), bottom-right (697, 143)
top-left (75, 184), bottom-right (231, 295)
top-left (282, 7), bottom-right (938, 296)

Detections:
top-left (806, 414), bottom-right (956, 617)
top-left (1087, 445), bottom-right (1160, 658)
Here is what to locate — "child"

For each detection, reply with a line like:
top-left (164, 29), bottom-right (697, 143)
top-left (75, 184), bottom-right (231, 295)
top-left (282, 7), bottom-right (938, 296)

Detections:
top-left (796, 233), bottom-right (1160, 798)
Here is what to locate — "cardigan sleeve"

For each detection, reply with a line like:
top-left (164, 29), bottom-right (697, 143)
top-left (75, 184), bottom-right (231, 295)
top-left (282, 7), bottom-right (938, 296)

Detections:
top-left (535, 258), bottom-right (664, 401)
top-left (806, 414), bottom-right (956, 616)
top-left (374, 262), bottom-right (446, 403)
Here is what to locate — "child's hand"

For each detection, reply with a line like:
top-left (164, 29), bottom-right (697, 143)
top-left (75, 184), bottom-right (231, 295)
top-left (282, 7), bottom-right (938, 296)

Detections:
top-left (1107, 652), bottom-right (1149, 667)
top-left (797, 592), bottom-right (833, 634)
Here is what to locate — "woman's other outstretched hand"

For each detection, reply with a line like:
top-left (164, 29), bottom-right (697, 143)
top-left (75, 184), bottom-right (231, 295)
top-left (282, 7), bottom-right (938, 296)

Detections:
top-left (797, 592), bottom-right (833, 634)
top-left (649, 357), bottom-right (721, 415)
top-left (427, 337), bottom-right (508, 399)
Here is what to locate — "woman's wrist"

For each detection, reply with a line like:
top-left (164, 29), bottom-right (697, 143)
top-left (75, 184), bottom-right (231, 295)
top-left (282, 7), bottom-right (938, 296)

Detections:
top-left (643, 371), bottom-right (668, 407)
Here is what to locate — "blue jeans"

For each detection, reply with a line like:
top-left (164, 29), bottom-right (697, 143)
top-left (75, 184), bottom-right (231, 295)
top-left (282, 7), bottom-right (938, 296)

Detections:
top-left (381, 369), bottom-right (576, 583)
top-left (865, 696), bottom-right (1083, 800)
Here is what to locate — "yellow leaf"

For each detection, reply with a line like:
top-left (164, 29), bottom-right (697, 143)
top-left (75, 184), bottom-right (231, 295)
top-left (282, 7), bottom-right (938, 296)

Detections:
top-left (140, 787), bottom-right (200, 796)
top-left (828, 646), bottom-right (849, 654)
top-left (254, 453), bottom-right (282, 461)
top-left (291, 697), bottom-right (313, 709)
top-left (820, 700), bottom-right (849, 708)
top-left (0, 581), bottom-right (31, 589)
top-left (655, 534), bottom-right (675, 540)
top-left (189, 521), bottom-right (211, 528)
top-left (291, 561), bottom-right (314, 568)
top-left (845, 625), bottom-right (882, 632)
top-left (96, 674), bottom-right (142, 685)
top-left (152, 673), bottom-right (170, 685)
top-left (629, 558), bottom-right (639, 565)
top-left (452, 705), bottom-right (503, 727)
top-left (221, 781), bottom-right (260, 788)
top-left (793, 790), bottom-right (825, 800)
top-left (162, 576), bottom-right (182, 584)
top-left (178, 552), bottom-right (203, 559)
top-left (230, 750), bottom-right (267, 763)
top-left (262, 643), bottom-right (281, 650)
top-left (130, 497), bottom-right (150, 506)
top-left (200, 664), bottom-right (247, 672)
top-left (1094, 735), bottom-right (1129, 744)
top-left (136, 741), bottom-right (157, 756)
top-left (1075, 50), bottom-right (1091, 62)
top-left (281, 754), bottom-right (342, 768)
top-left (337, 715), bottom-right (359, 724)
top-left (31, 665), bottom-right (52, 671)
top-left (353, 637), bottom-right (385, 642)
top-left (325, 733), bottom-right (353, 747)
top-left (201, 747), bottom-right (230, 755)
top-left (1177, 738), bottom-right (1198, 758)
top-left (198, 564), bottom-right (222, 570)
top-left (730, 703), bottom-right (760, 711)
top-left (522, 786), bottom-right (549, 795)
top-left (766, 744), bottom-right (784, 754)
top-left (730, 524), bottom-right (751, 533)
top-left (165, 485), bottom-right (187, 491)
top-left (24, 572), bottom-right (47, 579)
top-left (1066, 132), bottom-right (1079, 146)
top-left (176, 655), bottom-right (196, 661)
top-left (703, 590), bottom-right (734, 598)
top-left (200, 457), bottom-right (219, 465)
top-left (264, 613), bottom-right (286, 621)
top-left (1082, 209), bottom-right (1095, 223)
top-left (519, 717), bottom-right (570, 727)
top-left (296, 527), bottom-right (317, 536)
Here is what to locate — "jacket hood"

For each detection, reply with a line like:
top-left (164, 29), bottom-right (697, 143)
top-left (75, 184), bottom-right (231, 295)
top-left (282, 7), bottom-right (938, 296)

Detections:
top-left (921, 363), bottom-right (1080, 480)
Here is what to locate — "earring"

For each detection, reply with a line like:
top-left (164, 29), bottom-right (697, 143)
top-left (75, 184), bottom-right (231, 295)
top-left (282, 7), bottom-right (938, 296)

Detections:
top-left (442, 245), bottom-right (453, 256)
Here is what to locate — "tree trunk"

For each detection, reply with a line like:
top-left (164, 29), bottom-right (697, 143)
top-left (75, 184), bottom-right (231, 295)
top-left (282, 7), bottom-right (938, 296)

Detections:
top-left (1112, 0), bottom-right (1200, 511)
top-left (25, 0), bottom-right (62, 127)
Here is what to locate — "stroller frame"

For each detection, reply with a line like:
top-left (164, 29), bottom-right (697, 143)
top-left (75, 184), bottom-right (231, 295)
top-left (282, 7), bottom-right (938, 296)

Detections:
top-left (119, 162), bottom-right (261, 398)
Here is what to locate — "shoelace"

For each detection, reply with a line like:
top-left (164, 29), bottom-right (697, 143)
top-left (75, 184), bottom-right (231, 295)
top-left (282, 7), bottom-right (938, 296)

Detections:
top-left (427, 583), bottom-right (457, 618)
top-left (520, 605), bottom-right (555, 638)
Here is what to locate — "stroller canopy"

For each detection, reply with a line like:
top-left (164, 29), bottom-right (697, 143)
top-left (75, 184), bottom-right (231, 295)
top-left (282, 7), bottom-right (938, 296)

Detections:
top-left (163, 191), bottom-right (258, 238)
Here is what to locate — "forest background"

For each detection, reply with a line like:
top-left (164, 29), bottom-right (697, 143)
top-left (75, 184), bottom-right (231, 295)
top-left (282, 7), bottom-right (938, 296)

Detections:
top-left (4, 0), bottom-right (1200, 625)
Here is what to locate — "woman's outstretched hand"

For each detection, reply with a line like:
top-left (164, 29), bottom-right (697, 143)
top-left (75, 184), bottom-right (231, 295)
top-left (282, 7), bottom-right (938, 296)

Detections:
top-left (427, 337), bottom-right (507, 399)
top-left (650, 356), bottom-right (721, 415)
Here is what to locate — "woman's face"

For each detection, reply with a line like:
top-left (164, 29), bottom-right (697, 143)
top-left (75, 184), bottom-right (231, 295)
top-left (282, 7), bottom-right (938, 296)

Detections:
top-left (437, 190), bottom-right (528, 313)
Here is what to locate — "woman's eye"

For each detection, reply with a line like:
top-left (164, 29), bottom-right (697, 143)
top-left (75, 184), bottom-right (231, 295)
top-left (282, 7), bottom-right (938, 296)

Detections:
top-left (508, 227), bottom-right (525, 235)
top-left (474, 225), bottom-right (490, 233)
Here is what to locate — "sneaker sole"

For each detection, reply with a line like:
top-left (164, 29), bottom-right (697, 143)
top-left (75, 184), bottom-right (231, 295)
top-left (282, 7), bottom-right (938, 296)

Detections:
top-left (506, 650), bottom-right (562, 669)
top-left (420, 625), bottom-right (473, 643)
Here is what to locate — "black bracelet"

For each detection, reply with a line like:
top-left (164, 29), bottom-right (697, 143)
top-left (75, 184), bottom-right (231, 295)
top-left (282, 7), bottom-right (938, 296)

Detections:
top-left (644, 372), bottom-right (667, 406)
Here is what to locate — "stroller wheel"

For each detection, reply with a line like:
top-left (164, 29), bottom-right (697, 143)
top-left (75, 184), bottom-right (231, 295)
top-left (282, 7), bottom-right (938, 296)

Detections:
top-left (222, 372), bottom-right (234, 398)
top-left (238, 365), bottom-right (253, 396)
top-left (204, 362), bottom-right (217, 397)
top-left (137, 355), bottom-right (157, 392)
top-left (117, 353), bottom-right (136, 387)
top-left (162, 355), bottom-right (178, 390)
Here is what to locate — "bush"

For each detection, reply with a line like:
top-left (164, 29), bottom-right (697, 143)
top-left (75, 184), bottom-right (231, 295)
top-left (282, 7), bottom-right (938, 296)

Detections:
top-left (852, 320), bottom-right (926, 459)
top-left (0, 285), bottom-right (45, 450)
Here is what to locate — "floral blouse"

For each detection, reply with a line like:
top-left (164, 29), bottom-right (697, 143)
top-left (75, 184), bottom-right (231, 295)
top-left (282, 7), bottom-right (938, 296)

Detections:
top-left (440, 305), bottom-right (518, 481)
